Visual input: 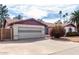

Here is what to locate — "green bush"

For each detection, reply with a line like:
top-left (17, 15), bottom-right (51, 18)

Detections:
top-left (66, 32), bottom-right (79, 37)
top-left (50, 24), bottom-right (65, 38)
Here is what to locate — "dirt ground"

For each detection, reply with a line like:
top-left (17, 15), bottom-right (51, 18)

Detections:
top-left (0, 37), bottom-right (79, 55)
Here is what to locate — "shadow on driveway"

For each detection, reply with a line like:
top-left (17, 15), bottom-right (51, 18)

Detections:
top-left (0, 38), bottom-right (47, 44)
top-left (51, 37), bottom-right (70, 42)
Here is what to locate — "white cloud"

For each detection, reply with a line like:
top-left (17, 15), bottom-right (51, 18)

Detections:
top-left (62, 5), bottom-right (77, 14)
top-left (43, 18), bottom-right (61, 23)
top-left (39, 6), bottom-right (61, 13)
top-left (0, 0), bottom-right (79, 5)
top-left (8, 5), bottom-right (48, 19)
top-left (25, 6), bottom-right (48, 19)
top-left (3, 4), bottom-right (79, 23)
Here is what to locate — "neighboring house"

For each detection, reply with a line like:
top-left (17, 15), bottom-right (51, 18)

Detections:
top-left (64, 23), bottom-right (77, 33)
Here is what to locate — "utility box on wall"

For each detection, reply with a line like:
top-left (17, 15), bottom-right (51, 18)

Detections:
top-left (12, 24), bottom-right (45, 40)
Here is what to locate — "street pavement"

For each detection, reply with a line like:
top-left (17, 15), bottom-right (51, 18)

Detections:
top-left (0, 38), bottom-right (79, 55)
top-left (50, 46), bottom-right (79, 55)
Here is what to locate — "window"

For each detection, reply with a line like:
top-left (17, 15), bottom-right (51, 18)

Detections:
top-left (69, 28), bottom-right (72, 32)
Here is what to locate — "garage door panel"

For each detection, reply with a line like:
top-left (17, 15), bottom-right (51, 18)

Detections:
top-left (18, 33), bottom-right (44, 38)
top-left (13, 24), bottom-right (45, 40)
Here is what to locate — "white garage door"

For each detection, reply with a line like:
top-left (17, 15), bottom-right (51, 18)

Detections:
top-left (13, 24), bottom-right (45, 40)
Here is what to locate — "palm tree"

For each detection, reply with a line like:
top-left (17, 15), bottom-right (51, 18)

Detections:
top-left (13, 14), bottom-right (23, 20)
top-left (65, 13), bottom-right (68, 16)
top-left (63, 13), bottom-right (68, 24)
top-left (0, 4), bottom-right (9, 28)
top-left (65, 13), bottom-right (68, 21)
top-left (70, 10), bottom-right (79, 32)
top-left (59, 11), bottom-right (62, 20)
top-left (63, 14), bottom-right (66, 23)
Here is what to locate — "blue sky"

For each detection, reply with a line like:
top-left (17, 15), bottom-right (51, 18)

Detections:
top-left (1, 0), bottom-right (79, 23)
top-left (7, 4), bottom-right (79, 23)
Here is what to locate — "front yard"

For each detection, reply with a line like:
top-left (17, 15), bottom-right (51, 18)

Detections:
top-left (0, 37), bottom-right (79, 54)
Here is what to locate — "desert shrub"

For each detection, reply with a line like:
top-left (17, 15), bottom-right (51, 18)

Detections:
top-left (66, 32), bottom-right (79, 37)
top-left (50, 24), bottom-right (65, 38)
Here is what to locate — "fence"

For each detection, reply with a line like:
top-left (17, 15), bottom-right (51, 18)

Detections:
top-left (0, 28), bottom-right (12, 40)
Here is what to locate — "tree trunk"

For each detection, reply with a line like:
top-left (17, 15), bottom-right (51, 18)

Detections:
top-left (77, 24), bottom-right (79, 32)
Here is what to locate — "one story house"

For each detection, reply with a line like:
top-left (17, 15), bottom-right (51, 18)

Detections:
top-left (8, 18), bottom-right (55, 35)
top-left (8, 18), bottom-right (49, 34)
top-left (8, 19), bottom-right (77, 36)
top-left (7, 18), bottom-right (47, 39)
top-left (64, 23), bottom-right (77, 33)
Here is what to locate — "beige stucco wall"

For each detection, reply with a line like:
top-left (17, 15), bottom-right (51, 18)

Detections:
top-left (64, 26), bottom-right (77, 33)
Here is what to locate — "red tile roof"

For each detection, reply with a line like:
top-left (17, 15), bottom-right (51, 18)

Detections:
top-left (8, 18), bottom-right (47, 27)
top-left (64, 24), bottom-right (76, 27)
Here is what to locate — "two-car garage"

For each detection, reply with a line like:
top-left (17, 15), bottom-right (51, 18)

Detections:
top-left (8, 18), bottom-right (48, 40)
top-left (13, 24), bottom-right (45, 40)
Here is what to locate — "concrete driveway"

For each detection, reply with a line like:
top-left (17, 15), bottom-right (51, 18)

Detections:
top-left (0, 38), bottom-right (79, 55)
top-left (51, 46), bottom-right (79, 55)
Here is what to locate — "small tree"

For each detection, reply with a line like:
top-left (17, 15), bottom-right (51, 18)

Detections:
top-left (50, 23), bottom-right (65, 38)
top-left (0, 4), bottom-right (9, 28)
